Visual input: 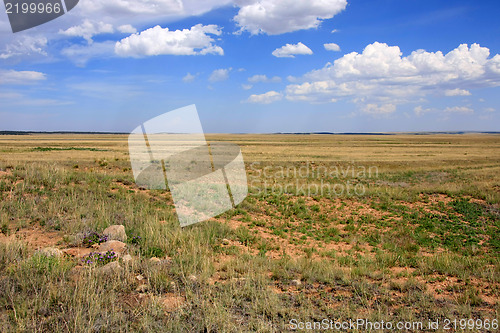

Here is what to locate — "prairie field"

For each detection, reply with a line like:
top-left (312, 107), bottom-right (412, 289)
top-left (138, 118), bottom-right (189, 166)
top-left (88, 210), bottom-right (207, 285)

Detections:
top-left (0, 133), bottom-right (499, 332)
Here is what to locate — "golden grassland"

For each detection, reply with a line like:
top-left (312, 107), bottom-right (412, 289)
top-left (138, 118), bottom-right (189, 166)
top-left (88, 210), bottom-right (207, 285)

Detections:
top-left (0, 133), bottom-right (499, 332)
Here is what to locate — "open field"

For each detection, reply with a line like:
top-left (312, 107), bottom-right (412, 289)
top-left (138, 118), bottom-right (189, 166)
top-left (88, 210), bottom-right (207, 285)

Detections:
top-left (0, 133), bottom-right (499, 332)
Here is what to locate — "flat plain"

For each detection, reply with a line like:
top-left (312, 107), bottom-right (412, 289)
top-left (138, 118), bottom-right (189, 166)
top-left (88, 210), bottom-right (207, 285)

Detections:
top-left (0, 133), bottom-right (499, 332)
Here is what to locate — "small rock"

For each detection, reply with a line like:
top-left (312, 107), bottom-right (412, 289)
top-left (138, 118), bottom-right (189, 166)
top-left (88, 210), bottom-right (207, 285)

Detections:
top-left (290, 279), bottom-right (301, 286)
top-left (149, 257), bottom-right (161, 264)
top-left (36, 247), bottom-right (63, 258)
top-left (37, 307), bottom-right (50, 317)
top-left (188, 274), bottom-right (197, 282)
top-left (102, 225), bottom-right (127, 242)
top-left (136, 274), bottom-right (145, 281)
top-left (170, 281), bottom-right (176, 289)
top-left (222, 238), bottom-right (230, 245)
top-left (98, 240), bottom-right (126, 255)
top-left (99, 261), bottom-right (122, 274)
top-left (135, 284), bottom-right (149, 293)
top-left (122, 254), bottom-right (133, 263)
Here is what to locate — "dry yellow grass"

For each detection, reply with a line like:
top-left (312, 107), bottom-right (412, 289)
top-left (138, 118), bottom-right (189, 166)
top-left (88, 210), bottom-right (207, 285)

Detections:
top-left (0, 133), bottom-right (498, 332)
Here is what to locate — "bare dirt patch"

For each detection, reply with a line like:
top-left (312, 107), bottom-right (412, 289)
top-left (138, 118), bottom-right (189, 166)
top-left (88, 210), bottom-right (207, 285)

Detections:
top-left (0, 224), bottom-right (63, 250)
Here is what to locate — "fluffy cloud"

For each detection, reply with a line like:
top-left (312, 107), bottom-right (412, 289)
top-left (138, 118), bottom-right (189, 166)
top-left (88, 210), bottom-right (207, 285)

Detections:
top-left (363, 103), bottom-right (396, 115)
top-left (234, 0), bottom-right (347, 35)
top-left (0, 36), bottom-right (47, 59)
top-left (59, 20), bottom-right (114, 44)
top-left (78, 0), bottom-right (184, 16)
top-left (0, 70), bottom-right (46, 84)
top-left (115, 24), bottom-right (223, 57)
top-left (246, 91), bottom-right (282, 104)
top-left (118, 25), bottom-right (137, 34)
top-left (414, 106), bottom-right (433, 117)
top-left (444, 106), bottom-right (474, 114)
top-left (248, 74), bottom-right (281, 83)
top-left (0, 0), bottom-right (232, 61)
top-left (182, 72), bottom-right (197, 83)
top-left (209, 68), bottom-right (231, 82)
top-left (324, 43), bottom-right (340, 52)
top-left (285, 43), bottom-right (500, 111)
top-left (272, 42), bottom-right (313, 58)
top-left (414, 105), bottom-right (476, 116)
top-left (61, 42), bottom-right (116, 66)
top-left (444, 88), bottom-right (471, 96)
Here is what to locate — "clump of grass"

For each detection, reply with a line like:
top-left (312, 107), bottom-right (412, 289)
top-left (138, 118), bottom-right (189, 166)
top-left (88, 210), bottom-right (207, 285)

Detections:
top-left (82, 231), bottom-right (108, 247)
top-left (32, 147), bottom-right (108, 152)
top-left (142, 246), bottom-right (165, 258)
top-left (82, 250), bottom-right (117, 265)
top-left (0, 223), bottom-right (8, 235)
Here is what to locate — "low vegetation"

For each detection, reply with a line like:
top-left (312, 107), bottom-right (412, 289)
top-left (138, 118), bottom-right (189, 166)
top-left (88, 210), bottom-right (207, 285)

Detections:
top-left (0, 133), bottom-right (498, 332)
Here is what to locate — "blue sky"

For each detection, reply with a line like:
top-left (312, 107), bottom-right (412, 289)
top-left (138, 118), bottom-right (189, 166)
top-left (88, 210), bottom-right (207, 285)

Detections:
top-left (0, 0), bottom-right (499, 133)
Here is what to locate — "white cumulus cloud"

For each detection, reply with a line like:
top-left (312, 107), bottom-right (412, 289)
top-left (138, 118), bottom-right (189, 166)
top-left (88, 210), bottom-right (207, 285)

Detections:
top-left (60, 20), bottom-right (114, 44)
top-left (246, 91), bottom-right (283, 104)
top-left (78, 0), bottom-right (184, 16)
top-left (272, 42), bottom-right (313, 58)
top-left (115, 24), bottom-right (224, 57)
top-left (248, 74), bottom-right (282, 83)
top-left (182, 72), bottom-right (197, 83)
top-left (285, 42), bottom-right (500, 113)
top-left (118, 24), bottom-right (137, 34)
top-left (209, 68), bottom-right (231, 82)
top-left (444, 106), bottom-right (474, 114)
top-left (324, 43), bottom-right (340, 52)
top-left (414, 106), bottom-right (434, 117)
top-left (444, 88), bottom-right (471, 96)
top-left (363, 103), bottom-right (396, 115)
top-left (234, 0), bottom-right (347, 35)
top-left (0, 36), bottom-right (47, 59)
top-left (62, 42), bottom-right (116, 66)
top-left (0, 70), bottom-right (46, 85)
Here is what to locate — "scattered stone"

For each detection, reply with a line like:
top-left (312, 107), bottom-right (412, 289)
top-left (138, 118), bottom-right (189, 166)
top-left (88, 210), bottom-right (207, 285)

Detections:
top-left (149, 257), bottom-right (161, 264)
top-left (222, 238), bottom-right (230, 245)
top-left (135, 284), bottom-right (149, 293)
top-left (37, 307), bottom-right (50, 317)
top-left (122, 254), bottom-right (133, 263)
top-left (36, 247), bottom-right (63, 257)
top-left (98, 240), bottom-right (126, 255)
top-left (102, 225), bottom-right (127, 242)
top-left (291, 279), bottom-right (302, 286)
top-left (188, 274), bottom-right (197, 282)
top-left (136, 274), bottom-right (145, 281)
top-left (99, 261), bottom-right (122, 274)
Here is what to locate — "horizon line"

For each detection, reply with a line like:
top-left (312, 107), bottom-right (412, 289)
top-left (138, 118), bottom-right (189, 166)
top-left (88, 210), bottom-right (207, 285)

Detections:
top-left (1, 130), bottom-right (500, 136)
